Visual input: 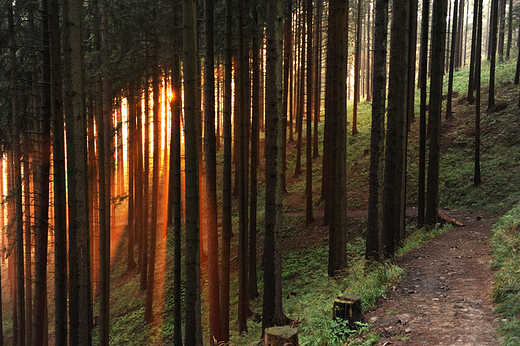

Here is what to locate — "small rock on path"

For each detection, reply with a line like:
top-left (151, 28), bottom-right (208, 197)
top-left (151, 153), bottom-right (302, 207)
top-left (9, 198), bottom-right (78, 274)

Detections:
top-left (364, 209), bottom-right (501, 345)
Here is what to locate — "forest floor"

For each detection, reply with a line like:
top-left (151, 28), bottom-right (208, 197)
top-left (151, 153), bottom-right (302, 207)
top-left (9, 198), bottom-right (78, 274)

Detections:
top-left (359, 208), bottom-right (502, 346)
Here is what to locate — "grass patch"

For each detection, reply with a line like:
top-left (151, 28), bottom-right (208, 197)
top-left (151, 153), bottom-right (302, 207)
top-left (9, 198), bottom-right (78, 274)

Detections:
top-left (489, 204), bottom-right (520, 345)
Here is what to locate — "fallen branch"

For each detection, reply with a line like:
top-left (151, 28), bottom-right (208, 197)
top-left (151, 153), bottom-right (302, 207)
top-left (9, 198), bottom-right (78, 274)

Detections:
top-left (438, 212), bottom-right (464, 227)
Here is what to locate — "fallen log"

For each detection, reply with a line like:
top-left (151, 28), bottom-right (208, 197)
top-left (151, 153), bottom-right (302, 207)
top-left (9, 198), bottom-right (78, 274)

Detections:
top-left (438, 212), bottom-right (464, 227)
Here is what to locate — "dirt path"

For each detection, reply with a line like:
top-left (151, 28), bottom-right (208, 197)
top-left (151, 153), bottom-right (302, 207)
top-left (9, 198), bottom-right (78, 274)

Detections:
top-left (364, 209), bottom-right (501, 345)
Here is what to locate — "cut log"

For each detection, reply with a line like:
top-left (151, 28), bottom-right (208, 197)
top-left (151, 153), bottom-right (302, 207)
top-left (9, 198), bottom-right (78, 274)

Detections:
top-left (333, 294), bottom-right (362, 329)
top-left (438, 212), bottom-right (464, 227)
top-left (264, 326), bottom-right (298, 346)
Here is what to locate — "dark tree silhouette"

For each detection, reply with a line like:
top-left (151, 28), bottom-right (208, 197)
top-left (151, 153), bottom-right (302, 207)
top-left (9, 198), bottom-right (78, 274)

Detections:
top-left (366, 0), bottom-right (389, 262)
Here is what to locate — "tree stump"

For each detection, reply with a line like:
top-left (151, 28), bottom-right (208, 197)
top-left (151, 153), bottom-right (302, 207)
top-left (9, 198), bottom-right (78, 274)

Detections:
top-left (265, 326), bottom-right (298, 346)
top-left (333, 294), bottom-right (362, 329)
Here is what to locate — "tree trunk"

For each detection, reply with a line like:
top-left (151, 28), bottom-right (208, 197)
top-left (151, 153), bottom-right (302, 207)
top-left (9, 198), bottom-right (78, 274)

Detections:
top-left (63, 0), bottom-right (92, 343)
top-left (249, 2), bottom-right (261, 301)
top-left (467, 0), bottom-right (479, 104)
top-left (313, 0), bottom-right (322, 159)
top-left (306, 0), bottom-right (315, 226)
top-left (169, 8), bottom-right (183, 343)
top-left (506, 0), bottom-right (512, 60)
top-left (353, 0), bottom-right (363, 135)
top-left (498, 0), bottom-right (506, 59)
top-left (488, 0), bottom-right (499, 109)
top-left (32, 0), bottom-right (52, 343)
top-left (262, 0), bottom-right (287, 333)
top-left (426, 0), bottom-right (448, 227)
top-left (8, 3), bottom-right (26, 344)
top-left (282, 0), bottom-right (293, 193)
top-left (184, 0), bottom-right (203, 344)
top-left (446, 0), bottom-right (459, 120)
top-left (144, 25), bottom-right (161, 324)
top-left (238, 0), bottom-right (251, 334)
top-left (127, 83), bottom-right (137, 271)
top-left (140, 77), bottom-right (150, 291)
top-left (475, 0), bottom-right (483, 186)
top-left (203, 0), bottom-right (223, 342)
top-left (366, 0), bottom-right (389, 262)
top-left (326, 0), bottom-right (348, 275)
top-left (220, 0), bottom-right (233, 341)
top-left (383, 0), bottom-right (409, 257)
top-left (49, 0), bottom-right (68, 343)
top-left (417, 0), bottom-right (430, 227)
top-left (295, 5), bottom-right (305, 178)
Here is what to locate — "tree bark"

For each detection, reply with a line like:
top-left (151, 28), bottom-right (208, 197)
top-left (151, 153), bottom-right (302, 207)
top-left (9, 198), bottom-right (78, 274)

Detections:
top-left (326, 0), bottom-right (349, 275)
top-left (8, 3), bottom-right (25, 344)
top-left (204, 0), bottom-right (223, 342)
top-left (249, 2), bottom-right (261, 301)
top-left (263, 0), bottom-right (287, 333)
top-left (418, 0), bottom-right (430, 227)
top-left (488, 0), bottom-right (499, 109)
top-left (353, 0), bottom-right (363, 135)
top-left (49, 0), bottom-right (68, 343)
top-left (306, 0), bottom-right (315, 226)
top-left (475, 0), bottom-right (483, 186)
top-left (366, 0), bottom-right (389, 261)
top-left (446, 0), bottom-right (459, 120)
top-left (32, 0), bottom-right (52, 343)
top-left (184, 0), bottom-right (203, 344)
top-left (220, 0), bottom-right (233, 341)
top-left (426, 0), bottom-right (448, 227)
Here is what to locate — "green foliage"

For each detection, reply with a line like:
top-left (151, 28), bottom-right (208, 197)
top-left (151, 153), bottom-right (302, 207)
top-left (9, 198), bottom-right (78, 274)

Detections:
top-left (489, 204), bottom-right (520, 345)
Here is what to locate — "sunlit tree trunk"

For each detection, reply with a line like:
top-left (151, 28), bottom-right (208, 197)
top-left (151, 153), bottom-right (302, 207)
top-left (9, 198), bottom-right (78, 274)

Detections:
top-left (203, 0), bottom-right (222, 341)
top-left (0, 156), bottom-right (4, 345)
top-left (87, 93), bottom-right (98, 299)
top-left (305, 0), bottom-right (314, 226)
top-left (8, 3), bottom-right (25, 344)
top-left (294, 5), bottom-right (306, 178)
top-left (220, 0), bottom-right (233, 340)
top-left (127, 83), bottom-right (137, 271)
top-left (49, 0), bottom-right (68, 343)
top-left (249, 2), bottom-right (261, 301)
top-left (95, 0), bottom-right (111, 342)
top-left (366, 0), bottom-right (389, 262)
top-left (145, 21), bottom-right (160, 324)
top-left (184, 0), bottom-right (203, 343)
top-left (140, 77), bottom-right (150, 291)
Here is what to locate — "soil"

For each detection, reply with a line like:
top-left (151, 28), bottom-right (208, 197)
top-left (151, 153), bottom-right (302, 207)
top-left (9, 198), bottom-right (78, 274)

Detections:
top-left (363, 209), bottom-right (502, 345)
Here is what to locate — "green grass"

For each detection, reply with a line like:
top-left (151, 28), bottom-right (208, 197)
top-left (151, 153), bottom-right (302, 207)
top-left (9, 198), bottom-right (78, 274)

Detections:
top-left (489, 204), bottom-right (520, 345)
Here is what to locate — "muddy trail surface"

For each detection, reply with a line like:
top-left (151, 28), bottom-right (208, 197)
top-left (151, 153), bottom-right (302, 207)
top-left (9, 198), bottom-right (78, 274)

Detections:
top-left (363, 209), bottom-right (501, 346)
